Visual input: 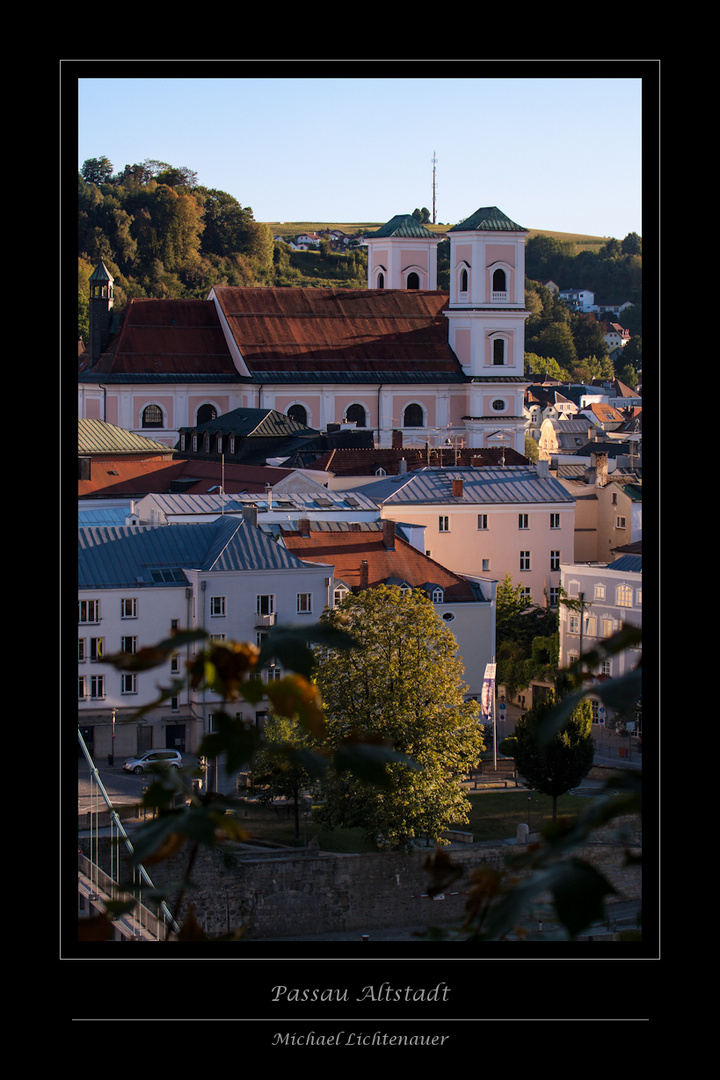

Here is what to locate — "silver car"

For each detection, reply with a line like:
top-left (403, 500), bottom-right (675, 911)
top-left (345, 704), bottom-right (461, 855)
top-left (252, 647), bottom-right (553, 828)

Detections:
top-left (122, 749), bottom-right (183, 774)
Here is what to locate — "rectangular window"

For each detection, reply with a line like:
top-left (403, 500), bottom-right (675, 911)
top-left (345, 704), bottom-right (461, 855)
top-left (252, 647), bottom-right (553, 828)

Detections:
top-left (78, 638), bottom-right (86, 662)
top-left (520, 550), bottom-right (531, 571)
top-left (121, 598), bottom-right (137, 619)
top-left (518, 514), bottom-right (529, 530)
top-left (79, 599), bottom-right (99, 624)
top-left (477, 514), bottom-right (488, 530)
top-left (297, 593), bottom-right (312, 614)
top-left (550, 550), bottom-right (560, 571)
top-left (615, 516), bottom-right (627, 529)
top-left (121, 673), bottom-right (137, 694)
top-left (78, 676), bottom-right (86, 699)
top-left (482, 558), bottom-right (490, 571)
top-left (121, 636), bottom-right (137, 653)
top-left (616, 585), bottom-right (633, 607)
top-left (90, 675), bottom-right (105, 700)
top-left (89, 637), bottom-right (104, 661)
top-left (439, 515), bottom-right (450, 532)
top-left (549, 586), bottom-right (560, 606)
top-left (550, 513), bottom-right (560, 529)
top-left (256, 595), bottom-right (275, 615)
top-left (601, 618), bottom-right (614, 637)
top-left (594, 584), bottom-right (606, 600)
top-left (210, 596), bottom-right (226, 617)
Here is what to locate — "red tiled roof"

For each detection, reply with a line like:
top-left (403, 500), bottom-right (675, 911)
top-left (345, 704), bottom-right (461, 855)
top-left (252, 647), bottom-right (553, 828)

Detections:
top-left (78, 456), bottom-right (293, 497)
top-left (79, 299), bottom-right (239, 376)
top-left (282, 527), bottom-right (475, 599)
top-left (211, 287), bottom-right (460, 374)
top-left (305, 446), bottom-right (529, 475)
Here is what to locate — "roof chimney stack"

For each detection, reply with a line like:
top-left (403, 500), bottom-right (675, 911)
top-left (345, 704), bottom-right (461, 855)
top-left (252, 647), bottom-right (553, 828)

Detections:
top-left (383, 520), bottom-right (396, 550)
top-left (452, 478), bottom-right (463, 498)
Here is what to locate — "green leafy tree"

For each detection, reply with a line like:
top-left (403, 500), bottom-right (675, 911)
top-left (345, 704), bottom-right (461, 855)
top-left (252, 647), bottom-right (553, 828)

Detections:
top-left (501, 691), bottom-right (594, 819)
top-left (247, 712), bottom-right (319, 839)
top-left (313, 585), bottom-right (484, 852)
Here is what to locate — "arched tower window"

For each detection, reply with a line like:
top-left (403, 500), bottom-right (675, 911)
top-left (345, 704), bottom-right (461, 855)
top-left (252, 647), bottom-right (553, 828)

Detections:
top-left (403, 403), bottom-right (424, 427)
top-left (492, 268), bottom-right (507, 291)
top-left (345, 404), bottom-right (367, 427)
top-left (460, 268), bottom-right (468, 292)
top-left (493, 338), bottom-right (506, 365)
top-left (406, 272), bottom-right (420, 290)
top-left (377, 272), bottom-right (385, 289)
top-left (287, 403), bottom-right (308, 425)
top-left (197, 403), bottom-right (217, 425)
top-left (142, 404), bottom-right (163, 428)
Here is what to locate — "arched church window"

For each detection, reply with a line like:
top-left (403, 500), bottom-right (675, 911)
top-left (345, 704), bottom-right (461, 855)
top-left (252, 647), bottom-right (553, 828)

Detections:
top-left (492, 268), bottom-right (507, 291)
top-left (460, 268), bottom-right (468, 292)
top-left (287, 404), bottom-right (308, 425)
top-left (406, 272), bottom-right (420, 290)
top-left (197, 403), bottom-right (217, 425)
top-left (345, 404), bottom-right (366, 427)
top-left (142, 404), bottom-right (163, 428)
top-left (493, 339), bottom-right (506, 365)
top-left (377, 272), bottom-right (385, 289)
top-left (403, 403), bottom-right (424, 427)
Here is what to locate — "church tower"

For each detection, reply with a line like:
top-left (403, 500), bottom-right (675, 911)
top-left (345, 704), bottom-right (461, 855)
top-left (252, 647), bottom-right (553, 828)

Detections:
top-left (444, 207), bottom-right (530, 452)
top-left (364, 214), bottom-right (441, 290)
top-left (88, 260), bottom-right (114, 364)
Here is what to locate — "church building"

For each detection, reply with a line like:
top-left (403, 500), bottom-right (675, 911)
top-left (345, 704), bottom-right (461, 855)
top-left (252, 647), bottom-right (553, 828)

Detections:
top-left (78, 206), bottom-right (531, 454)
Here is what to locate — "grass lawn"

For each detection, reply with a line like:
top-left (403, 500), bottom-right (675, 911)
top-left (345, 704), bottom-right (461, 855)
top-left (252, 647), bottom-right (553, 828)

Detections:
top-left (233, 790), bottom-right (585, 853)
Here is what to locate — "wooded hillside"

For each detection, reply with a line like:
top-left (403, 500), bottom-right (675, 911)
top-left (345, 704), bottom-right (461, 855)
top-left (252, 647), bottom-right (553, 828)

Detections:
top-left (78, 156), bottom-right (642, 385)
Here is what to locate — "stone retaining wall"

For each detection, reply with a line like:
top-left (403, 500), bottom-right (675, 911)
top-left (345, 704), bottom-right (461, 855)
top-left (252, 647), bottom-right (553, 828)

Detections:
top-left (79, 817), bottom-right (641, 940)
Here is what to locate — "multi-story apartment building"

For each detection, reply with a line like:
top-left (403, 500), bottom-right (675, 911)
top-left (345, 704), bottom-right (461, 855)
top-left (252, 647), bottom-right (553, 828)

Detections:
top-left (356, 463), bottom-right (575, 608)
top-left (558, 552), bottom-right (642, 733)
top-left (78, 513), bottom-right (334, 763)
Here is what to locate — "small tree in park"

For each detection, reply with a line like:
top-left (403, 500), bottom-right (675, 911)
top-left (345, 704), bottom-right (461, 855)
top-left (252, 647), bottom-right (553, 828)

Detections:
top-left (313, 585), bottom-right (485, 852)
top-left (501, 688), bottom-right (595, 819)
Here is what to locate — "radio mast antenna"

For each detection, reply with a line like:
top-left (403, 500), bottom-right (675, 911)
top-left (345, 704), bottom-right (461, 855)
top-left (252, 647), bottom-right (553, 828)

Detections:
top-left (431, 151), bottom-right (438, 224)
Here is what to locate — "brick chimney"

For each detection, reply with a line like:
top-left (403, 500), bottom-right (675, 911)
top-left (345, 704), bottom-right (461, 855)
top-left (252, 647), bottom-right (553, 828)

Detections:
top-left (452, 478), bottom-right (463, 498)
top-left (383, 520), bottom-right (396, 550)
top-left (298, 518), bottom-right (311, 537)
top-left (360, 560), bottom-right (369, 589)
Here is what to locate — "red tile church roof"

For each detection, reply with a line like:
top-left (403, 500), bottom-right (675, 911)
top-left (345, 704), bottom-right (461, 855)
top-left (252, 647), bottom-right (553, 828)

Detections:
top-left (211, 287), bottom-right (459, 375)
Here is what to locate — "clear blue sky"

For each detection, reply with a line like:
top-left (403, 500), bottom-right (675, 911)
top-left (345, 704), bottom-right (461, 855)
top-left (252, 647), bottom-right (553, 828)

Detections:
top-left (75, 67), bottom-right (647, 239)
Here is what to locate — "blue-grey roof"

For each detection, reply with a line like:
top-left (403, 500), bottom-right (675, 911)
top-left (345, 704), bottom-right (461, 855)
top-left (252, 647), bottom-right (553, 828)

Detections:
top-left (606, 554), bottom-right (642, 574)
top-left (78, 517), bottom-right (309, 589)
top-left (348, 467), bottom-right (574, 507)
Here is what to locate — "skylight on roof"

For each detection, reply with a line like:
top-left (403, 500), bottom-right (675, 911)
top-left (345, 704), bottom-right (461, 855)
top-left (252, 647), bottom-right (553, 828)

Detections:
top-left (149, 568), bottom-right (187, 583)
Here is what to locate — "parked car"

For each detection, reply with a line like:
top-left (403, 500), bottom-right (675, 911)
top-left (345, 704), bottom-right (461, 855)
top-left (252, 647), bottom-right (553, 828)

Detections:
top-left (122, 749), bottom-right (183, 774)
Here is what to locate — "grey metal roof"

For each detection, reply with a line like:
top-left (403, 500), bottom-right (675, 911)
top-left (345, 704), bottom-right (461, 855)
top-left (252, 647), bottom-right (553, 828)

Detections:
top-left (78, 517), bottom-right (309, 589)
top-left (349, 467), bottom-right (574, 507)
top-left (136, 490), bottom-right (380, 518)
top-left (606, 554), bottom-right (642, 573)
